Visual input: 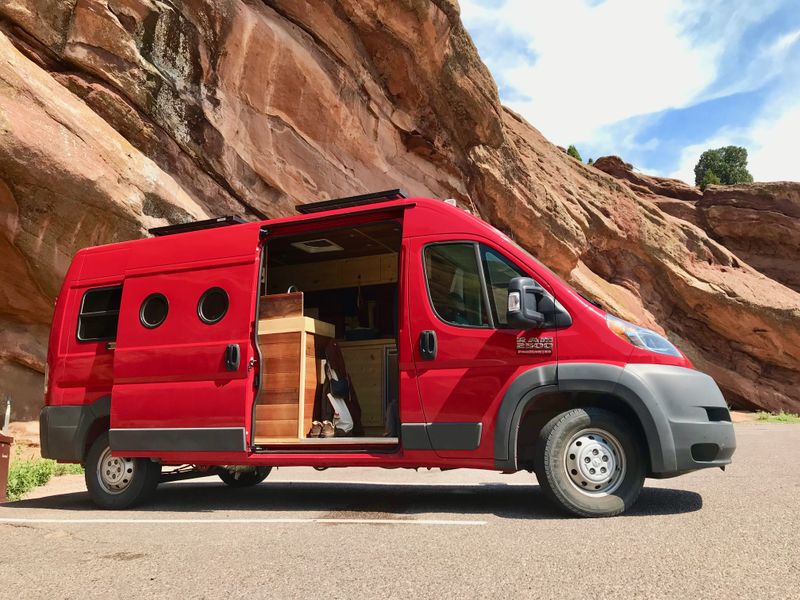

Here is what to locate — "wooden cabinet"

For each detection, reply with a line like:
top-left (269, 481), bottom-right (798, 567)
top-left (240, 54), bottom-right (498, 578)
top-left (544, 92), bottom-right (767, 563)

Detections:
top-left (256, 315), bottom-right (333, 441)
top-left (339, 339), bottom-right (396, 431)
top-left (268, 253), bottom-right (397, 292)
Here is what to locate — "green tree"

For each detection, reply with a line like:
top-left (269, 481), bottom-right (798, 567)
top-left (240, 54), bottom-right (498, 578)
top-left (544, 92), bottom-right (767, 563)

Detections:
top-left (567, 145), bottom-right (582, 161)
top-left (587, 157), bottom-right (594, 166)
top-left (694, 146), bottom-right (754, 189)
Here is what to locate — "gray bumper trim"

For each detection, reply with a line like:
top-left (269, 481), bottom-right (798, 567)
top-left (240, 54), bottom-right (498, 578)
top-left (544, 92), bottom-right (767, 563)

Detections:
top-left (39, 405), bottom-right (83, 462)
top-left (493, 362), bottom-right (736, 475)
top-left (109, 427), bottom-right (246, 453)
top-left (401, 422), bottom-right (482, 451)
top-left (39, 397), bottom-right (111, 463)
top-left (615, 364), bottom-right (736, 475)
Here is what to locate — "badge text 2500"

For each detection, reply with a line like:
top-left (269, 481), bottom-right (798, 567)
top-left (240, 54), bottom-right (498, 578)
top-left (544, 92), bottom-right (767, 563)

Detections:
top-left (516, 336), bottom-right (553, 355)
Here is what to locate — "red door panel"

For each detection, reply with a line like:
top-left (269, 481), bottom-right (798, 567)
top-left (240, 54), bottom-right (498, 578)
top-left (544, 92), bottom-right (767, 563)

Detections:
top-left (408, 235), bottom-right (558, 459)
top-left (56, 284), bottom-right (119, 407)
top-left (111, 251), bottom-right (260, 434)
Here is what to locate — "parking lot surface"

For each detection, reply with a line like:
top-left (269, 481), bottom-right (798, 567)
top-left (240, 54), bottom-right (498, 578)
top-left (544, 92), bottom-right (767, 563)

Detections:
top-left (1, 422), bottom-right (798, 599)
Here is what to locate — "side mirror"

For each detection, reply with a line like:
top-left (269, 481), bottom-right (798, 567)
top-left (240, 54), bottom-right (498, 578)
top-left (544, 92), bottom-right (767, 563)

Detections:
top-left (507, 277), bottom-right (546, 329)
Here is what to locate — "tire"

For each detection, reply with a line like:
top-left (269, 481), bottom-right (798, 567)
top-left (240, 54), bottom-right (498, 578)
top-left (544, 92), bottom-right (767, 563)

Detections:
top-left (84, 433), bottom-right (161, 510)
top-left (218, 466), bottom-right (272, 488)
top-left (534, 408), bottom-right (645, 517)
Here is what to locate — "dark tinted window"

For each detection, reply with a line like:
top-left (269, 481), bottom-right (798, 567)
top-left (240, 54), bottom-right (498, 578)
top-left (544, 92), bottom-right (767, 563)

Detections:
top-left (198, 287), bottom-right (229, 324)
top-left (139, 293), bottom-right (168, 328)
top-left (424, 243), bottom-right (488, 328)
top-left (78, 286), bottom-right (122, 342)
top-left (481, 246), bottom-right (526, 327)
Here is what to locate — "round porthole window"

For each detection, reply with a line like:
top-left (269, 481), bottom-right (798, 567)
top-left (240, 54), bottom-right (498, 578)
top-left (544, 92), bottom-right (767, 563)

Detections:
top-left (140, 293), bottom-right (168, 329)
top-left (198, 287), bottom-right (229, 324)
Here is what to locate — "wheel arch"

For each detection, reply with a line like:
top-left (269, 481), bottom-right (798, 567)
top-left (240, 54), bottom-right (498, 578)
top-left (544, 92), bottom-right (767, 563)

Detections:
top-left (494, 363), bottom-right (673, 474)
top-left (77, 396), bottom-right (112, 461)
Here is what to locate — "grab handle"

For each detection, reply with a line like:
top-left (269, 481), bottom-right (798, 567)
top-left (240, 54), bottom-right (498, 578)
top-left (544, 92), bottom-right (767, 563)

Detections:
top-left (225, 344), bottom-right (241, 372)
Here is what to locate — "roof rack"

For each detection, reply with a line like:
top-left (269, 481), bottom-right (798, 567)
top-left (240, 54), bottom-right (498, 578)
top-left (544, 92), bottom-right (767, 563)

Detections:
top-left (295, 189), bottom-right (407, 215)
top-left (148, 215), bottom-right (247, 237)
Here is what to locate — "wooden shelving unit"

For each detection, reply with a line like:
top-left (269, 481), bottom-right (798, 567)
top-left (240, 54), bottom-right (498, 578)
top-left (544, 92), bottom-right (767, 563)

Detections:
top-left (255, 293), bottom-right (334, 441)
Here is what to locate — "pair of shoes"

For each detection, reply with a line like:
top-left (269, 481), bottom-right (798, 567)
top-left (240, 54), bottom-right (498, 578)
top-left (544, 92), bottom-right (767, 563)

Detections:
top-left (320, 421), bottom-right (335, 438)
top-left (308, 421), bottom-right (323, 437)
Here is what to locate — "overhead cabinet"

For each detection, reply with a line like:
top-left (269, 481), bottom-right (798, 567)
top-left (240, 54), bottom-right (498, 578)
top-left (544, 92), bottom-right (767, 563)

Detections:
top-left (268, 253), bottom-right (397, 292)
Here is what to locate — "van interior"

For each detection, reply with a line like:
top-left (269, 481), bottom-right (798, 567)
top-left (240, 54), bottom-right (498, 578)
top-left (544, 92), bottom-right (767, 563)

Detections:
top-left (254, 220), bottom-right (401, 446)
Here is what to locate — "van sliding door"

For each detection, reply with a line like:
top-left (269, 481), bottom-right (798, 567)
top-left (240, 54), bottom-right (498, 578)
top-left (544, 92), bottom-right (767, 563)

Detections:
top-left (109, 224), bottom-right (262, 456)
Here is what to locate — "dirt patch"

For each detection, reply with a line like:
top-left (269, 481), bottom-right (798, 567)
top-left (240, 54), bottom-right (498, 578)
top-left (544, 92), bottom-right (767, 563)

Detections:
top-left (6, 420), bottom-right (41, 460)
top-left (730, 411), bottom-right (759, 423)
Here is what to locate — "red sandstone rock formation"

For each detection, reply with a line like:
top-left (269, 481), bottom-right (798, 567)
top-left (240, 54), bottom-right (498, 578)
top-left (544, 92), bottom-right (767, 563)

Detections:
top-left (699, 183), bottom-right (800, 293)
top-left (0, 1), bottom-right (797, 416)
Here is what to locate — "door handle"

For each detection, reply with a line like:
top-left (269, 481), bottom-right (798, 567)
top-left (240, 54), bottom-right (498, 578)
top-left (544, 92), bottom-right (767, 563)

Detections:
top-left (225, 344), bottom-right (241, 372)
top-left (419, 330), bottom-right (437, 360)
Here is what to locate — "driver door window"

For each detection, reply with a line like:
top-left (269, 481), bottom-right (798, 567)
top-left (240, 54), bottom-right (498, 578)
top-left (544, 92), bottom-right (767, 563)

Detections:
top-left (424, 243), bottom-right (489, 328)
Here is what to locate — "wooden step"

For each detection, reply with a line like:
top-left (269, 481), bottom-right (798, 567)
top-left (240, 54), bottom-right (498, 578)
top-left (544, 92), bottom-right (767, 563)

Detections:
top-left (256, 404), bottom-right (298, 420)
top-left (253, 437), bottom-right (400, 446)
top-left (255, 419), bottom-right (298, 438)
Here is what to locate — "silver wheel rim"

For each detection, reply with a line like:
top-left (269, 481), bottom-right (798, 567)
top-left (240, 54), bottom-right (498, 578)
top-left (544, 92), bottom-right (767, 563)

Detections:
top-left (97, 447), bottom-right (136, 495)
top-left (564, 428), bottom-right (626, 496)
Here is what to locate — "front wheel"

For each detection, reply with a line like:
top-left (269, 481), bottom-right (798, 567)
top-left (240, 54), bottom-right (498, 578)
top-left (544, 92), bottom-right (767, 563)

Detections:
top-left (534, 408), bottom-right (645, 517)
top-left (85, 433), bottom-right (161, 509)
top-left (218, 466), bottom-right (272, 488)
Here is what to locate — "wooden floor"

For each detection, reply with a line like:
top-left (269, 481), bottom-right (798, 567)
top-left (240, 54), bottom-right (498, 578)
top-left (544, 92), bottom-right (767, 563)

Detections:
top-left (253, 437), bottom-right (399, 446)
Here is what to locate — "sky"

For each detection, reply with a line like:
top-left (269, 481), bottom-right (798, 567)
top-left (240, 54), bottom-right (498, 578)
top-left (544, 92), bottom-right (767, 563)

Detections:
top-left (460, 0), bottom-right (800, 183)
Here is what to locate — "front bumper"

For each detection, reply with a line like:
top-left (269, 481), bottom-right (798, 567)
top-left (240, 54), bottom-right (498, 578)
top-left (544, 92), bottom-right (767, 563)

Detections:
top-left (656, 417), bottom-right (736, 477)
top-left (617, 364), bottom-right (736, 477)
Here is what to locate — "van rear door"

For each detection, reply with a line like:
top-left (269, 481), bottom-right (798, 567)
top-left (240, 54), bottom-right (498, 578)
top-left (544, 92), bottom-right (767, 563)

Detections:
top-left (109, 224), bottom-right (262, 456)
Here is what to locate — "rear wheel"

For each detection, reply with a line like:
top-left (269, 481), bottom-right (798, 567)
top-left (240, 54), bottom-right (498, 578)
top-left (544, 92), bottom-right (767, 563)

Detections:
top-left (85, 433), bottom-right (161, 509)
top-left (534, 408), bottom-right (645, 517)
top-left (218, 466), bottom-right (272, 488)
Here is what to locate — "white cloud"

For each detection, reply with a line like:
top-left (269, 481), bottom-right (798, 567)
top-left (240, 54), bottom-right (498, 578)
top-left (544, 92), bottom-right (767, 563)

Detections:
top-left (461, 0), bottom-right (722, 146)
top-left (461, 0), bottom-right (800, 182)
top-left (747, 104), bottom-right (800, 181)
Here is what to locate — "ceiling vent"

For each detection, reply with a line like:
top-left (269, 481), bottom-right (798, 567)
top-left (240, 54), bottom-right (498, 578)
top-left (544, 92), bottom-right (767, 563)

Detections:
top-left (290, 238), bottom-right (344, 254)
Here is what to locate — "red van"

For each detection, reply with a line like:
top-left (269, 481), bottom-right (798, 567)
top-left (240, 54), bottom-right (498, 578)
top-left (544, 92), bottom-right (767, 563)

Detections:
top-left (39, 191), bottom-right (735, 517)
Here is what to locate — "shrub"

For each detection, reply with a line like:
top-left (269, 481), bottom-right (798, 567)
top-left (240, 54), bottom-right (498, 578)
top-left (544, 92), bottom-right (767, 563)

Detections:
top-left (567, 145), bottom-right (582, 161)
top-left (756, 411), bottom-right (800, 424)
top-left (6, 452), bottom-right (83, 501)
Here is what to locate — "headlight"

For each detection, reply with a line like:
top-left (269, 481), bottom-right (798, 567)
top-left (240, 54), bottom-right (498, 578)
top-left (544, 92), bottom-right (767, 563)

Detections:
top-left (606, 314), bottom-right (681, 357)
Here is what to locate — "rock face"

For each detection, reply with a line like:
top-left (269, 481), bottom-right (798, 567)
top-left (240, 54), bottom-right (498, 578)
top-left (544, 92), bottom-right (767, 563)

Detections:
top-left (0, 1), bottom-right (798, 418)
top-left (595, 156), bottom-right (800, 294)
top-left (594, 155), bottom-right (703, 226)
top-left (594, 156), bottom-right (703, 203)
top-left (699, 183), bottom-right (800, 293)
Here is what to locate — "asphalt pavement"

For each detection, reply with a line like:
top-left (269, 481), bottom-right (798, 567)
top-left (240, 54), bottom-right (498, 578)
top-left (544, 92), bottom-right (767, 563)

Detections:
top-left (0, 422), bottom-right (798, 599)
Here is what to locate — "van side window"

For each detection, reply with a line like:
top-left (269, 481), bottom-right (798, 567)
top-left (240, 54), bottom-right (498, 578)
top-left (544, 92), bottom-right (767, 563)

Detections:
top-left (77, 285), bottom-right (122, 342)
top-left (140, 293), bottom-right (169, 329)
top-left (480, 246), bottom-right (526, 328)
top-left (424, 243), bottom-right (489, 328)
top-left (198, 287), bottom-right (229, 324)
